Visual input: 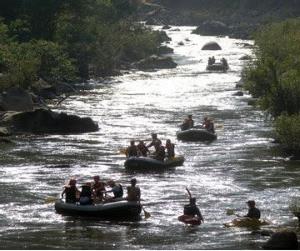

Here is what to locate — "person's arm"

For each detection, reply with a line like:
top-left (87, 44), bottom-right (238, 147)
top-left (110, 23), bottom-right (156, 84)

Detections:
top-left (61, 188), bottom-right (66, 198)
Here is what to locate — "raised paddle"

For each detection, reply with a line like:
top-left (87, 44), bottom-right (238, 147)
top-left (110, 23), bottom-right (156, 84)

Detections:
top-left (142, 207), bottom-right (151, 219)
top-left (186, 187), bottom-right (192, 199)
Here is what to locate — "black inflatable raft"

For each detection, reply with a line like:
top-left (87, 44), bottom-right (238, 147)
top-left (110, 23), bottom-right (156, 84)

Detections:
top-left (124, 156), bottom-right (184, 171)
top-left (55, 200), bottom-right (142, 219)
top-left (177, 129), bottom-right (217, 141)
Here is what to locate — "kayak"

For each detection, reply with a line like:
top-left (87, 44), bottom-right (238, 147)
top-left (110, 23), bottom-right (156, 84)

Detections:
top-left (224, 217), bottom-right (270, 228)
top-left (124, 156), bottom-right (184, 171)
top-left (55, 200), bottom-right (142, 219)
top-left (177, 129), bottom-right (217, 141)
top-left (178, 216), bottom-right (201, 226)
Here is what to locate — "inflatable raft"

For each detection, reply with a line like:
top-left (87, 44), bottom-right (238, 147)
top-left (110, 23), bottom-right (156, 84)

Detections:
top-left (224, 217), bottom-right (270, 228)
top-left (177, 129), bottom-right (217, 141)
top-left (206, 63), bottom-right (228, 72)
top-left (124, 156), bottom-right (184, 171)
top-left (55, 200), bottom-right (142, 219)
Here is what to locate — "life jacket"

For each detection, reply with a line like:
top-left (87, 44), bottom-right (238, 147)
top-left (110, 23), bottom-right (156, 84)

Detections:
top-left (65, 186), bottom-right (77, 203)
top-left (113, 184), bottom-right (123, 198)
top-left (127, 186), bottom-right (140, 201)
top-left (184, 204), bottom-right (199, 216)
top-left (166, 143), bottom-right (175, 158)
top-left (137, 144), bottom-right (148, 156)
top-left (127, 145), bottom-right (138, 157)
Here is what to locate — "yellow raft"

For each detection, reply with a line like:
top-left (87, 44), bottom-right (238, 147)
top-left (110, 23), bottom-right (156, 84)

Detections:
top-left (224, 217), bottom-right (270, 228)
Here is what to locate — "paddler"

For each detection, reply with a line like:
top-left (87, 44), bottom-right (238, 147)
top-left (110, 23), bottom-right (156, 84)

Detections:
top-left (126, 140), bottom-right (138, 158)
top-left (165, 139), bottom-right (175, 158)
top-left (126, 178), bottom-right (141, 202)
top-left (178, 197), bottom-right (204, 225)
top-left (61, 178), bottom-right (80, 204)
top-left (147, 133), bottom-right (162, 150)
top-left (243, 200), bottom-right (261, 219)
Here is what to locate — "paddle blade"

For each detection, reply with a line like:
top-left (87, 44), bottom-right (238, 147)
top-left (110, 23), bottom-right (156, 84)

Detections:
top-left (119, 148), bottom-right (127, 155)
top-left (226, 209), bottom-right (235, 216)
top-left (45, 196), bottom-right (58, 204)
top-left (143, 208), bottom-right (151, 219)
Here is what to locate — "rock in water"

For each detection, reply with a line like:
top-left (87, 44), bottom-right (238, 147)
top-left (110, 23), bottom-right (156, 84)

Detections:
top-left (1, 109), bottom-right (99, 134)
top-left (192, 21), bottom-right (229, 36)
top-left (133, 55), bottom-right (177, 70)
top-left (263, 231), bottom-right (298, 250)
top-left (201, 42), bottom-right (222, 50)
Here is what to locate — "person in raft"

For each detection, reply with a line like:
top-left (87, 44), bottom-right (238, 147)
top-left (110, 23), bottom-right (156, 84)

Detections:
top-left (243, 200), bottom-right (261, 219)
top-left (165, 139), bottom-right (175, 159)
top-left (79, 182), bottom-right (93, 205)
top-left (181, 115), bottom-right (194, 131)
top-left (104, 180), bottom-right (123, 202)
top-left (202, 117), bottom-right (215, 133)
top-left (147, 133), bottom-right (162, 150)
top-left (153, 141), bottom-right (166, 161)
top-left (137, 140), bottom-right (149, 157)
top-left (92, 175), bottom-right (106, 202)
top-left (126, 140), bottom-right (138, 158)
top-left (61, 178), bottom-right (80, 204)
top-left (178, 197), bottom-right (204, 225)
top-left (126, 178), bottom-right (141, 202)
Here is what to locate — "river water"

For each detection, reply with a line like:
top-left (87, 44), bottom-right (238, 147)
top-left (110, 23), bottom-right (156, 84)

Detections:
top-left (0, 26), bottom-right (299, 249)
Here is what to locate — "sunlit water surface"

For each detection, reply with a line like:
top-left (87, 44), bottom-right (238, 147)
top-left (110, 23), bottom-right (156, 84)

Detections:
top-left (0, 26), bottom-right (299, 249)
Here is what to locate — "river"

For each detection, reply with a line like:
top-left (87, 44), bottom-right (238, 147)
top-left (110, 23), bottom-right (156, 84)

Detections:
top-left (0, 26), bottom-right (299, 249)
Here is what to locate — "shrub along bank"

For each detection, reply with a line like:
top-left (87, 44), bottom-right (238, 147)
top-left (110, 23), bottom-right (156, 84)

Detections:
top-left (0, 0), bottom-right (168, 92)
top-left (244, 18), bottom-right (300, 157)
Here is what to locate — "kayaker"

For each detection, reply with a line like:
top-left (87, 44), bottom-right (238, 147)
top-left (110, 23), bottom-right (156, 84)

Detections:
top-left (126, 178), bottom-right (141, 202)
top-left (147, 133), bottom-right (162, 150)
top-left (61, 178), bottom-right (80, 204)
top-left (178, 197), bottom-right (204, 225)
top-left (79, 182), bottom-right (93, 205)
top-left (244, 200), bottom-right (261, 219)
top-left (165, 139), bottom-right (175, 158)
top-left (126, 140), bottom-right (138, 157)
top-left (187, 115), bottom-right (194, 128)
top-left (104, 180), bottom-right (123, 202)
top-left (153, 141), bottom-right (165, 161)
top-left (92, 175), bottom-right (106, 202)
top-left (137, 140), bottom-right (149, 157)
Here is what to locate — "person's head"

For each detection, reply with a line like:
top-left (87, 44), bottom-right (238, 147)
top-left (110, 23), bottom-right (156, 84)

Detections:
top-left (139, 140), bottom-right (144, 145)
top-left (93, 175), bottom-right (100, 182)
top-left (188, 115), bottom-right (192, 119)
top-left (107, 180), bottom-right (116, 187)
top-left (130, 140), bottom-right (135, 146)
top-left (151, 133), bottom-right (157, 139)
top-left (204, 117), bottom-right (208, 121)
top-left (247, 200), bottom-right (256, 208)
top-left (189, 197), bottom-right (196, 205)
top-left (166, 139), bottom-right (171, 145)
top-left (130, 178), bottom-right (137, 186)
top-left (69, 179), bottom-right (76, 186)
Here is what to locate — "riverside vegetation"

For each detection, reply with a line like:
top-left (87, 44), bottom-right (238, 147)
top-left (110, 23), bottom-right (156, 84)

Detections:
top-left (0, 0), bottom-right (169, 92)
top-left (244, 18), bottom-right (300, 158)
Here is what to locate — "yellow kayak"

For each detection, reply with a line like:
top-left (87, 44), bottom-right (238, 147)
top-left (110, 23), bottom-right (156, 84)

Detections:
top-left (224, 217), bottom-right (270, 228)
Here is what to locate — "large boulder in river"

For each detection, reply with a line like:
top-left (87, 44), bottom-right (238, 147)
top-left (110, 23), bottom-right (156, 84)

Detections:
top-left (1, 109), bottom-right (99, 134)
top-left (192, 21), bottom-right (229, 36)
top-left (201, 41), bottom-right (222, 50)
top-left (0, 87), bottom-right (34, 111)
top-left (133, 55), bottom-right (177, 70)
top-left (262, 231), bottom-right (298, 250)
